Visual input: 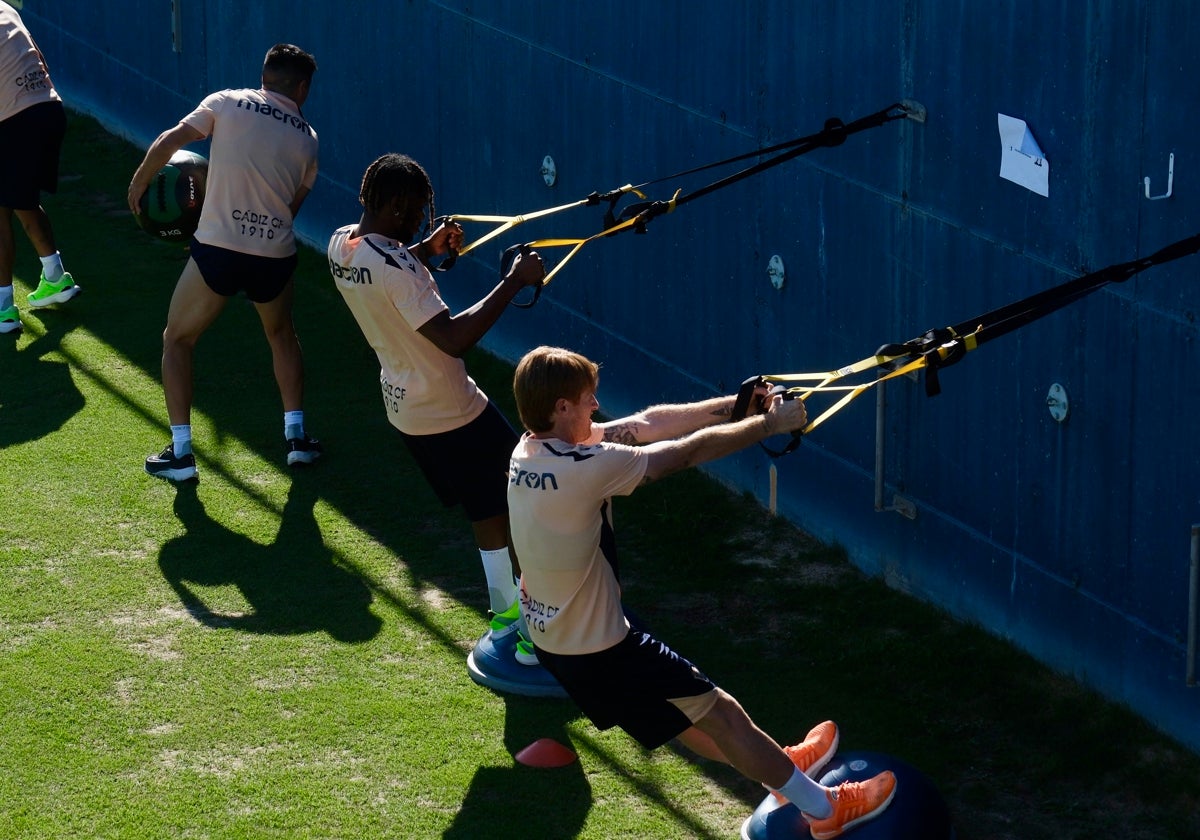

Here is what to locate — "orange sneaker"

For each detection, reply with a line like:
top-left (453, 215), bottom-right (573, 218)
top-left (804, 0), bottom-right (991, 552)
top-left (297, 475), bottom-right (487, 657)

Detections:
top-left (804, 770), bottom-right (897, 839)
top-left (784, 720), bottom-right (840, 779)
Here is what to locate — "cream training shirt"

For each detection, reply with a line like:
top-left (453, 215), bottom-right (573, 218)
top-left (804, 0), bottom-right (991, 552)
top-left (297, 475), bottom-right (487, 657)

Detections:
top-left (327, 225), bottom-right (489, 436)
top-left (0, 2), bottom-right (60, 123)
top-left (508, 433), bottom-right (649, 655)
top-left (181, 87), bottom-right (318, 258)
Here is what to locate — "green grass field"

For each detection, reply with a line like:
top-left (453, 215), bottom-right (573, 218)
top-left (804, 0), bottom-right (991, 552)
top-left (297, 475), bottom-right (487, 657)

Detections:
top-left (2, 114), bottom-right (1198, 839)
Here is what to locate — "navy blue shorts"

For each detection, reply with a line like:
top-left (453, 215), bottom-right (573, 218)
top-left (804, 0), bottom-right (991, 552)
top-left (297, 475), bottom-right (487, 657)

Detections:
top-left (535, 628), bottom-right (718, 749)
top-left (398, 400), bottom-right (518, 522)
top-left (0, 101), bottom-right (66, 209)
top-left (189, 238), bottom-right (298, 303)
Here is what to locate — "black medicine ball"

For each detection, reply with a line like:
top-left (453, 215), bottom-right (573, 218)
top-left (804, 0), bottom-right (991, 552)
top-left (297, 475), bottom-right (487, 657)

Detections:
top-left (136, 150), bottom-right (208, 243)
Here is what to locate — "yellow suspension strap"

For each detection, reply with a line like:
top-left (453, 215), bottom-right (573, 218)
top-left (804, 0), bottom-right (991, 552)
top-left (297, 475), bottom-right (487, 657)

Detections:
top-left (729, 349), bottom-right (930, 456)
top-left (435, 183), bottom-right (649, 272)
top-left (434, 100), bottom-right (927, 300)
top-left (513, 190), bottom-right (682, 303)
top-left (730, 229), bottom-right (1200, 455)
top-left (487, 192), bottom-right (681, 308)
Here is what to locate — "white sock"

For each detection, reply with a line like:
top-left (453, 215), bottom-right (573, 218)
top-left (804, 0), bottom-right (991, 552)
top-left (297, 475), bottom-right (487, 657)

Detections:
top-left (479, 546), bottom-right (518, 613)
top-left (284, 410), bottom-right (304, 440)
top-left (39, 252), bottom-right (64, 284)
top-left (0, 285), bottom-right (13, 309)
top-left (171, 424), bottom-right (192, 456)
top-left (770, 767), bottom-right (832, 817)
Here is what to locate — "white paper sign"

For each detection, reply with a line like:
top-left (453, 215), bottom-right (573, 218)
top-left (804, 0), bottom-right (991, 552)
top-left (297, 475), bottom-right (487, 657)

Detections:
top-left (998, 114), bottom-right (1049, 197)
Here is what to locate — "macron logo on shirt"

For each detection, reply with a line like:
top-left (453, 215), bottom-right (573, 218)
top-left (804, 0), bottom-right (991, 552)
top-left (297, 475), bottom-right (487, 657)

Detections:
top-left (509, 442), bottom-right (597, 491)
top-left (328, 257), bottom-right (372, 285)
top-left (510, 466), bottom-right (558, 491)
top-left (236, 98), bottom-right (314, 136)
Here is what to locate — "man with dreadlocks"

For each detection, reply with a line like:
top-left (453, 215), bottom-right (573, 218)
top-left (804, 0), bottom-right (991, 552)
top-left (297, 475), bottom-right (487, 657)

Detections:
top-left (129, 43), bottom-right (321, 481)
top-left (328, 153), bottom-right (548, 675)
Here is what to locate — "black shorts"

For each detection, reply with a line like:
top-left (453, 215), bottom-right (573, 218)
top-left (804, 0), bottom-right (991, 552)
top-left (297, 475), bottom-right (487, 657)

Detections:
top-left (535, 628), bottom-right (718, 750)
top-left (398, 401), bottom-right (518, 522)
top-left (189, 238), bottom-right (298, 303)
top-left (0, 101), bottom-right (67, 209)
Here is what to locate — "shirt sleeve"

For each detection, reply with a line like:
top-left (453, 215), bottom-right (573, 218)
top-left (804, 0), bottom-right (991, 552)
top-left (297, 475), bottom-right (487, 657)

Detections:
top-left (387, 255), bottom-right (449, 331)
top-left (180, 90), bottom-right (223, 138)
top-left (301, 132), bottom-right (318, 188)
top-left (589, 443), bottom-right (649, 499)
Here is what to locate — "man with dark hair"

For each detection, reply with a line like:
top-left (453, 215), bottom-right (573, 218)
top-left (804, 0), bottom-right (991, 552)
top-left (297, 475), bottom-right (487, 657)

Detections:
top-left (128, 44), bottom-right (321, 481)
top-left (507, 345), bottom-right (897, 839)
top-left (0, 0), bottom-right (80, 335)
top-left (328, 153), bottom-right (551, 675)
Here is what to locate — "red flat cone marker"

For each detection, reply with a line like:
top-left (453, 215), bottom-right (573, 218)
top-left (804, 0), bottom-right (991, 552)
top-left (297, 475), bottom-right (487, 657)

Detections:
top-left (514, 738), bottom-right (577, 768)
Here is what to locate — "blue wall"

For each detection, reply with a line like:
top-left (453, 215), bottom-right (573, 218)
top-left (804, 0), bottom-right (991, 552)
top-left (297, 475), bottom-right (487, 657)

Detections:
top-left (22, 0), bottom-right (1200, 752)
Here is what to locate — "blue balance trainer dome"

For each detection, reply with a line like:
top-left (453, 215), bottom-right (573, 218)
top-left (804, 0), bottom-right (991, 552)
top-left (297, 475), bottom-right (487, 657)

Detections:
top-left (466, 628), bottom-right (567, 699)
top-left (741, 751), bottom-right (955, 840)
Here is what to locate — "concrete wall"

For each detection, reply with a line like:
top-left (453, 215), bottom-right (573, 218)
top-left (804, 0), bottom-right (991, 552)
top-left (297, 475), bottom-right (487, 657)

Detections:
top-left (20, 0), bottom-right (1200, 752)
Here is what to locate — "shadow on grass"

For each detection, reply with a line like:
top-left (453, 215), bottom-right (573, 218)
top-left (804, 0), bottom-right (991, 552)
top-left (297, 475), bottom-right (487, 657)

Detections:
top-left (0, 314), bottom-right (86, 448)
top-left (447, 694), bottom-right (735, 840)
top-left (444, 698), bottom-right (590, 839)
top-left (38, 114), bottom-right (923, 834)
top-left (48, 111), bottom-right (1200, 840)
top-left (160, 477), bottom-right (382, 642)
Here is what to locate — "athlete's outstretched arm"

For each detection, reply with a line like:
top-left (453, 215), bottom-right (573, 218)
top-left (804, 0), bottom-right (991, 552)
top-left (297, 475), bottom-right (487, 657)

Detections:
top-left (417, 249), bottom-right (544, 358)
top-left (637, 395), bottom-right (805, 483)
top-left (592, 397), bottom-right (737, 446)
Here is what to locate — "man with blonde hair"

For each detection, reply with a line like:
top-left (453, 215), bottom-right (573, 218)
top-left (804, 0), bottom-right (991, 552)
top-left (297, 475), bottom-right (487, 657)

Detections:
top-left (507, 345), bottom-right (896, 838)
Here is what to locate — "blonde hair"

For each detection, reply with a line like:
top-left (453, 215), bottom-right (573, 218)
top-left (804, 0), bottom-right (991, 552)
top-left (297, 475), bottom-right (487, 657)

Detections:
top-left (513, 346), bottom-right (599, 432)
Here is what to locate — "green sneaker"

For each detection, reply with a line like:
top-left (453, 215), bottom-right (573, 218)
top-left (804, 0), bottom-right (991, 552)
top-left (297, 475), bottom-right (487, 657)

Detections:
top-left (27, 272), bottom-right (81, 308)
top-left (0, 303), bottom-right (20, 334)
top-left (514, 636), bottom-right (540, 666)
top-left (488, 600), bottom-right (522, 641)
top-left (488, 601), bottom-right (540, 666)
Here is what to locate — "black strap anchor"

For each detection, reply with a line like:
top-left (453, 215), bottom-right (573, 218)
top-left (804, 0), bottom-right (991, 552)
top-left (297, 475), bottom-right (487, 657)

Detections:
top-left (436, 100), bottom-right (927, 303)
top-left (730, 229), bottom-right (1200, 453)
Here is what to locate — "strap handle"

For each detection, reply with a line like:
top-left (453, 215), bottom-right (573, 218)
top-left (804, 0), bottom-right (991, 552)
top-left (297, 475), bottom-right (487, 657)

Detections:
top-left (730, 375), bottom-right (804, 458)
top-left (500, 242), bottom-right (542, 308)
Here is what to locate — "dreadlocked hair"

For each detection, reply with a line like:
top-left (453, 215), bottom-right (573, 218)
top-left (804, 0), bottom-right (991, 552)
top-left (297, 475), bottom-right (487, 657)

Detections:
top-left (359, 153), bottom-right (435, 222)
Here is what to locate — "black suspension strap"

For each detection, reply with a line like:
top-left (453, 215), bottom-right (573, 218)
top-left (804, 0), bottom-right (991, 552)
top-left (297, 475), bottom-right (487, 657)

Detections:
top-left (437, 101), bottom-right (926, 293)
top-left (626, 100), bottom-right (925, 222)
top-left (731, 231), bottom-right (1200, 454)
top-left (893, 230), bottom-right (1200, 396)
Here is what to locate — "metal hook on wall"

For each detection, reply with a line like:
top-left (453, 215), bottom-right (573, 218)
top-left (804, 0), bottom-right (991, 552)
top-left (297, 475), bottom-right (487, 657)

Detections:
top-left (1144, 152), bottom-right (1174, 200)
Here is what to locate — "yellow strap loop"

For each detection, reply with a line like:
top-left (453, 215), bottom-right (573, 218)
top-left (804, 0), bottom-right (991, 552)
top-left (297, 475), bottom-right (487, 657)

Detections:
top-left (513, 189), bottom-right (681, 287)
top-left (446, 185), bottom-right (648, 260)
top-left (788, 357), bottom-right (926, 435)
top-left (447, 198), bottom-right (592, 258)
top-left (740, 347), bottom-right (928, 438)
top-left (758, 346), bottom-right (916, 389)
